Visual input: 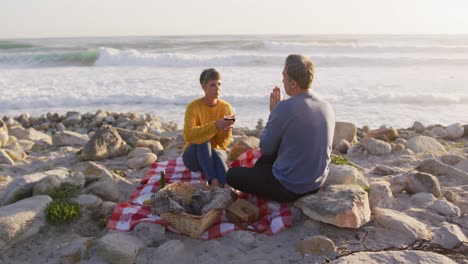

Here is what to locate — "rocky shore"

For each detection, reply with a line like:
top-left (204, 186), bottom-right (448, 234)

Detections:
top-left (0, 110), bottom-right (467, 264)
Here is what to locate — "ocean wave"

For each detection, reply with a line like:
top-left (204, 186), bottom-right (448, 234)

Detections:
top-left (95, 48), bottom-right (468, 67)
top-left (0, 49), bottom-right (98, 67)
top-left (0, 94), bottom-right (192, 112)
top-left (264, 40), bottom-right (468, 53)
top-left (325, 92), bottom-right (468, 105)
top-left (0, 41), bottom-right (36, 50)
top-left (1, 90), bottom-right (465, 115)
top-left (365, 93), bottom-right (468, 105)
top-left (0, 93), bottom-right (271, 112)
top-left (94, 47), bottom-right (283, 67)
top-left (2, 46), bottom-right (468, 68)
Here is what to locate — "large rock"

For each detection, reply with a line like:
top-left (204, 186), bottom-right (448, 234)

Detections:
top-left (132, 222), bottom-right (166, 246)
top-left (417, 159), bottom-right (468, 186)
top-left (371, 165), bottom-right (395, 176)
top-left (73, 161), bottom-right (135, 202)
top-left (33, 171), bottom-right (84, 196)
top-left (1, 168), bottom-right (69, 205)
top-left (405, 172), bottom-right (441, 197)
top-left (116, 127), bottom-right (160, 142)
top-left (410, 193), bottom-right (436, 209)
top-left (374, 208), bottom-right (432, 240)
top-left (412, 121), bottom-right (425, 133)
top-left (229, 136), bottom-right (260, 161)
top-left (333, 122), bottom-right (356, 148)
top-left (406, 135), bottom-right (447, 154)
top-left (127, 147), bottom-right (152, 157)
top-left (432, 222), bottom-right (467, 249)
top-left (71, 194), bottom-right (102, 209)
top-left (445, 123), bottom-right (464, 140)
top-left (0, 119), bottom-right (7, 134)
top-left (63, 112), bottom-right (82, 126)
top-left (430, 126), bottom-right (447, 138)
top-left (440, 154), bottom-right (465, 166)
top-left (59, 236), bottom-right (93, 264)
top-left (0, 120), bottom-right (8, 147)
top-left (294, 185), bottom-right (370, 228)
top-left (0, 133), bottom-right (8, 148)
top-left (126, 147), bottom-right (157, 170)
top-left (8, 126), bottom-right (52, 145)
top-left (330, 250), bottom-right (456, 264)
top-left (296, 235), bottom-right (336, 256)
top-left (0, 149), bottom-right (14, 165)
top-left (0, 195), bottom-right (52, 252)
top-left (126, 153), bottom-right (157, 170)
top-left (364, 128), bottom-right (399, 141)
top-left (2, 148), bottom-right (26, 162)
top-left (80, 126), bottom-right (127, 161)
top-left (368, 181), bottom-right (393, 209)
top-left (97, 233), bottom-right (144, 264)
top-left (52, 130), bottom-right (89, 147)
top-left (362, 138), bottom-right (392, 155)
top-left (430, 199), bottom-right (461, 216)
top-left (142, 239), bottom-right (185, 263)
top-left (454, 200), bottom-right (468, 215)
top-left (325, 164), bottom-right (359, 186)
top-left (334, 139), bottom-right (350, 154)
top-left (135, 139), bottom-right (164, 154)
top-left (454, 159), bottom-right (468, 173)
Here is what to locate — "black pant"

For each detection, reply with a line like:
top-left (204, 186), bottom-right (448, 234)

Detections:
top-left (226, 155), bottom-right (317, 203)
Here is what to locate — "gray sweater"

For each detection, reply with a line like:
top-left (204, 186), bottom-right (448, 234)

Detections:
top-left (260, 91), bottom-right (335, 194)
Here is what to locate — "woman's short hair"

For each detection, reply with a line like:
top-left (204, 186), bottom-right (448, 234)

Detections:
top-left (199, 68), bottom-right (222, 86)
top-left (285, 54), bottom-right (315, 89)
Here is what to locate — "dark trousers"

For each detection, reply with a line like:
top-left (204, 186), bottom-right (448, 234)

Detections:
top-left (226, 154), bottom-right (315, 203)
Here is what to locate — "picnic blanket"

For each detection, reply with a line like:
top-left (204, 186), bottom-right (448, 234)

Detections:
top-left (107, 148), bottom-right (293, 240)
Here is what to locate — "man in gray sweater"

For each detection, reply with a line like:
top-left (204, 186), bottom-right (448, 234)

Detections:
top-left (226, 54), bottom-right (335, 203)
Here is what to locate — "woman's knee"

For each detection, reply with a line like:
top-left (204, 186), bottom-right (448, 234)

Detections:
top-left (182, 147), bottom-right (201, 171)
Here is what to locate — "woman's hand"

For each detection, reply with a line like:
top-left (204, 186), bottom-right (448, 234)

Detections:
top-left (215, 118), bottom-right (234, 131)
top-left (270, 86), bottom-right (283, 112)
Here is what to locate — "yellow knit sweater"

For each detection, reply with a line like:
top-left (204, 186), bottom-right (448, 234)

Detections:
top-left (183, 98), bottom-right (233, 151)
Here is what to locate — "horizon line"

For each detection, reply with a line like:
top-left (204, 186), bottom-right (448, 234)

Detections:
top-left (2, 32), bottom-right (468, 41)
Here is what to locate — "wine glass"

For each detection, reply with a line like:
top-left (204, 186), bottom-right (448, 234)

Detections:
top-left (224, 106), bottom-right (236, 122)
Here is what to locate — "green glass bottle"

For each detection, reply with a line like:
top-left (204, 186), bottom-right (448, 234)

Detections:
top-left (159, 170), bottom-right (166, 190)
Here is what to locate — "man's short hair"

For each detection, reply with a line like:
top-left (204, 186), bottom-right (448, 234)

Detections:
top-left (199, 68), bottom-right (222, 86)
top-left (285, 54), bottom-right (315, 89)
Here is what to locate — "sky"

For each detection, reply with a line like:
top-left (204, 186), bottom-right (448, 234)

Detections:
top-left (1, 0), bottom-right (468, 39)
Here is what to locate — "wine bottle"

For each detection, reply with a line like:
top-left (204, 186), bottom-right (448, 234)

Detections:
top-left (160, 170), bottom-right (166, 189)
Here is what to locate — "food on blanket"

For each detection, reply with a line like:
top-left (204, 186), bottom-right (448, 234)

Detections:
top-left (143, 199), bottom-right (152, 205)
top-left (108, 149), bottom-right (294, 239)
top-left (226, 199), bottom-right (259, 226)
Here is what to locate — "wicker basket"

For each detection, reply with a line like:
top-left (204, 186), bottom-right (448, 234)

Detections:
top-left (160, 182), bottom-right (220, 238)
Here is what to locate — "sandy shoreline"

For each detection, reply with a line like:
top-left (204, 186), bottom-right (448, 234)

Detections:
top-left (0, 111), bottom-right (467, 263)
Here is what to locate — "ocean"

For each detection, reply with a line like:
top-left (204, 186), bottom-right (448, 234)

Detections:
top-left (1, 35), bottom-right (467, 129)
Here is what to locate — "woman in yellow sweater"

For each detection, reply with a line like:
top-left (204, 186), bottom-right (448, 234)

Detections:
top-left (182, 68), bottom-right (235, 188)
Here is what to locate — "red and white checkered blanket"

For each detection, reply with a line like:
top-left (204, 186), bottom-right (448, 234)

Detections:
top-left (107, 148), bottom-right (293, 240)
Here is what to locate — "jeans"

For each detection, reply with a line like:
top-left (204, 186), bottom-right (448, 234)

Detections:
top-left (182, 141), bottom-right (228, 187)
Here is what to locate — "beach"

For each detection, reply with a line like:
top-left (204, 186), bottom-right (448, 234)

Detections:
top-left (0, 110), bottom-right (467, 263)
top-left (0, 34), bottom-right (467, 263)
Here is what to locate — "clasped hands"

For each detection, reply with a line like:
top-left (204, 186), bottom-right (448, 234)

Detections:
top-left (270, 86), bottom-right (284, 112)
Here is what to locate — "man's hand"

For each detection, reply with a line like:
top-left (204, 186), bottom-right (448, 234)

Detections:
top-left (270, 86), bottom-right (283, 112)
top-left (215, 118), bottom-right (234, 131)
